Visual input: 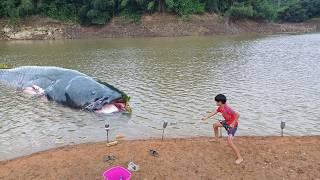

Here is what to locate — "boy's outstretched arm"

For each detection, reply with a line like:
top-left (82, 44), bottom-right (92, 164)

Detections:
top-left (201, 111), bottom-right (218, 121)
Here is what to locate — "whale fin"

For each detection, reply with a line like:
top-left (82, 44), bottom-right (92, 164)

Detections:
top-left (96, 79), bottom-right (131, 103)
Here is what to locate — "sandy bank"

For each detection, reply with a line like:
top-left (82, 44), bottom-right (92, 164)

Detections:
top-left (0, 136), bottom-right (319, 179)
top-left (1, 14), bottom-right (319, 40)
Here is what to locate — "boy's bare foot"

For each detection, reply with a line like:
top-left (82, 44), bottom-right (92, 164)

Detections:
top-left (235, 157), bottom-right (243, 164)
top-left (209, 138), bottom-right (220, 142)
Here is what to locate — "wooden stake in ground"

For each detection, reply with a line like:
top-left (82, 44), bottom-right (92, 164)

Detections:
top-left (105, 123), bottom-right (110, 143)
top-left (162, 121), bottom-right (168, 140)
top-left (281, 121), bottom-right (285, 136)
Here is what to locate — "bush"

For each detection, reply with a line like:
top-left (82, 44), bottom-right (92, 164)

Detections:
top-left (205, 0), bottom-right (218, 13)
top-left (117, 0), bottom-right (143, 23)
top-left (252, 0), bottom-right (277, 21)
top-left (278, 3), bottom-right (308, 22)
top-left (41, 2), bottom-right (77, 22)
top-left (165, 0), bottom-right (205, 16)
top-left (119, 11), bottom-right (142, 23)
top-left (78, 0), bottom-right (113, 25)
top-left (226, 3), bottom-right (254, 19)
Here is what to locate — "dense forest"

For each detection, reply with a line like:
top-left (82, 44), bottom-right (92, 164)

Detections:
top-left (0, 0), bottom-right (319, 25)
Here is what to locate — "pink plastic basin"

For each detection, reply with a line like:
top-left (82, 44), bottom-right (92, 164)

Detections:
top-left (103, 166), bottom-right (132, 180)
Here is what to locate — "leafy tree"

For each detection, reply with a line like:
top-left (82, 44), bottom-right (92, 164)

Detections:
top-left (79, 0), bottom-right (113, 24)
top-left (1, 0), bottom-right (20, 19)
top-left (302, 0), bottom-right (320, 19)
top-left (278, 0), bottom-right (320, 22)
top-left (18, 0), bottom-right (34, 17)
top-left (0, 0), bottom-right (319, 24)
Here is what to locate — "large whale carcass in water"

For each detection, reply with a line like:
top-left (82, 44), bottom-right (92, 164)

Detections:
top-left (0, 66), bottom-right (131, 114)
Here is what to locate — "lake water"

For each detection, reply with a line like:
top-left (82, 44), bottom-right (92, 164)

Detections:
top-left (0, 34), bottom-right (319, 160)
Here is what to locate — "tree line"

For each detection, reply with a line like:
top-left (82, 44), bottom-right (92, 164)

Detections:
top-left (0, 0), bottom-right (319, 25)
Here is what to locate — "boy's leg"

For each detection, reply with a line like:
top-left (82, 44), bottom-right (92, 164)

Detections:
top-left (212, 122), bottom-right (223, 138)
top-left (227, 135), bottom-right (243, 164)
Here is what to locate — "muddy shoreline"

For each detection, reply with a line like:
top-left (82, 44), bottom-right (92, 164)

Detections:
top-left (1, 14), bottom-right (319, 40)
top-left (0, 136), bottom-right (319, 179)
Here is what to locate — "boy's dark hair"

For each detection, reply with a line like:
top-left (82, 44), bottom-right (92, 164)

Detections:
top-left (215, 94), bottom-right (227, 104)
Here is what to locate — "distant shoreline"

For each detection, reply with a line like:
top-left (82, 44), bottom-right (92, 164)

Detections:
top-left (1, 136), bottom-right (319, 179)
top-left (1, 14), bottom-right (319, 41)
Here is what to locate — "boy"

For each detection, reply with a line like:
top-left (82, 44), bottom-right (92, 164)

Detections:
top-left (201, 94), bottom-right (243, 164)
